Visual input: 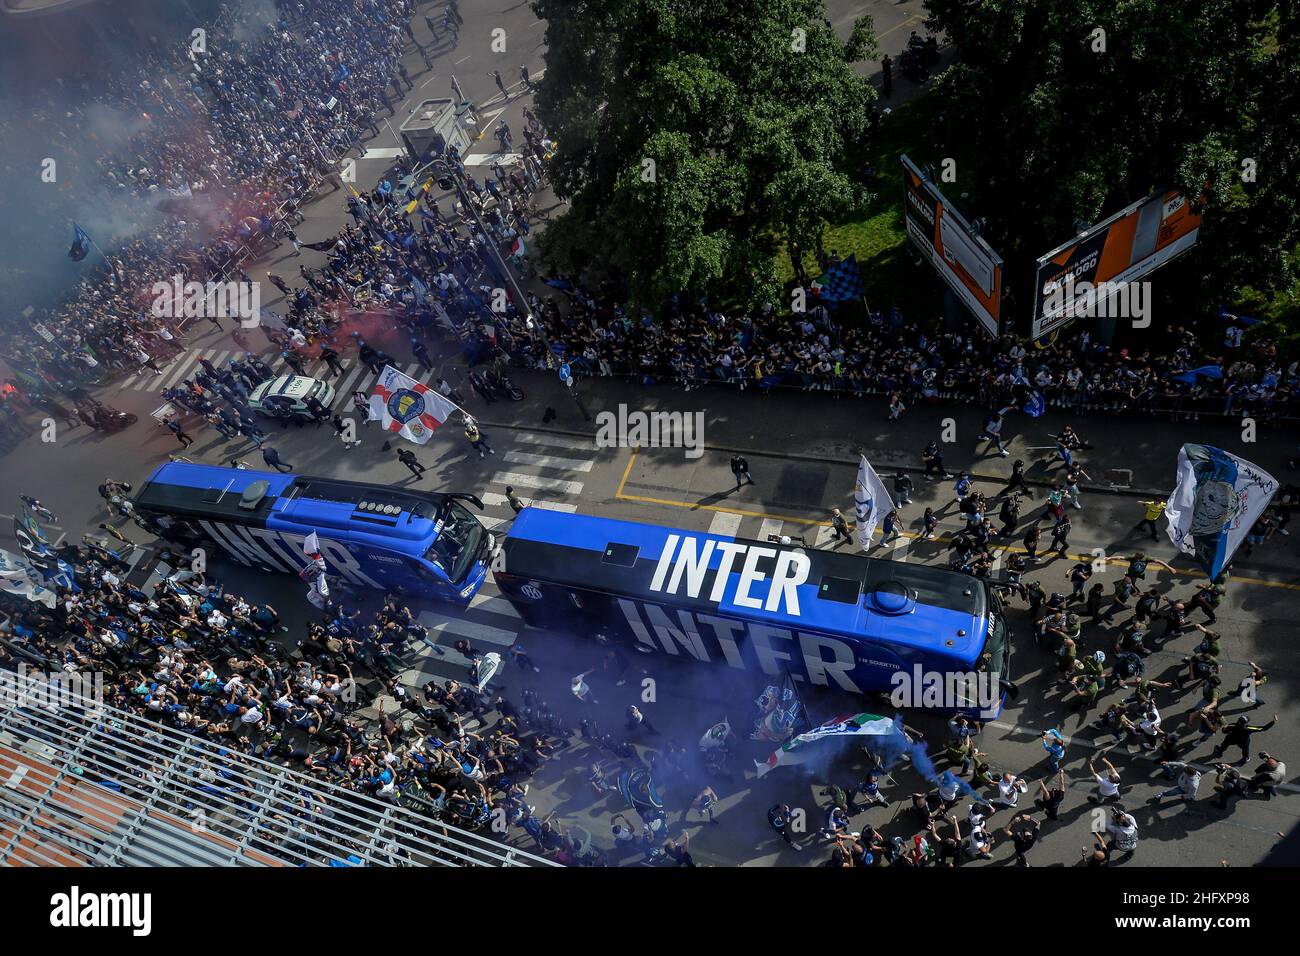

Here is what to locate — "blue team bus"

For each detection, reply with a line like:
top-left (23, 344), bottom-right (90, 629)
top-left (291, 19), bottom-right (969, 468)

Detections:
top-left (132, 462), bottom-right (494, 603)
top-left (494, 510), bottom-right (1012, 715)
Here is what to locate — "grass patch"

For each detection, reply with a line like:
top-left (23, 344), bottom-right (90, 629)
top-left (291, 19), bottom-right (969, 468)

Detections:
top-left (776, 90), bottom-right (948, 317)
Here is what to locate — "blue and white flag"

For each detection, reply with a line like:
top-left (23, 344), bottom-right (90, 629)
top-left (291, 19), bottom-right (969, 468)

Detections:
top-left (68, 222), bottom-right (92, 261)
top-left (854, 454), bottom-right (893, 550)
top-left (1165, 444), bottom-right (1278, 578)
top-left (1023, 390), bottom-right (1045, 418)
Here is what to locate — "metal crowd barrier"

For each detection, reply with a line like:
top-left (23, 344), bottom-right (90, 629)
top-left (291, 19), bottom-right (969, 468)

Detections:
top-left (0, 669), bottom-right (558, 867)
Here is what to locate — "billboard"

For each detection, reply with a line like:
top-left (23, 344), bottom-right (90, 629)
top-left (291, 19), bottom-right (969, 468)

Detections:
top-left (1031, 190), bottom-right (1201, 339)
top-left (901, 155), bottom-right (1004, 337)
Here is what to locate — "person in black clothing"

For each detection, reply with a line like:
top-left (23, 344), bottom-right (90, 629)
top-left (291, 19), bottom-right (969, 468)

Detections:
top-left (304, 396), bottom-right (330, 423)
top-left (412, 338), bottom-right (434, 371)
top-left (319, 345), bottom-right (344, 379)
top-left (1035, 771), bottom-right (1066, 820)
top-left (397, 448), bottom-right (426, 479)
top-left (1003, 458), bottom-right (1033, 497)
top-left (1002, 814), bottom-right (1040, 866)
top-left (281, 349), bottom-right (307, 376)
top-left (663, 833), bottom-right (695, 867)
top-left (881, 53), bottom-right (893, 96)
top-left (768, 803), bottom-right (801, 849)
top-left (923, 440), bottom-right (951, 479)
top-left (165, 418), bottom-right (194, 447)
top-left (1212, 714), bottom-right (1278, 763)
top-left (730, 455), bottom-right (754, 489)
top-left (262, 446), bottom-right (292, 472)
top-left (893, 469), bottom-right (914, 505)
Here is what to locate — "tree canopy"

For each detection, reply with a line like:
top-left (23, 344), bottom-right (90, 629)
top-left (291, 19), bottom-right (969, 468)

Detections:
top-left (920, 0), bottom-right (1300, 310)
top-left (530, 0), bottom-right (877, 309)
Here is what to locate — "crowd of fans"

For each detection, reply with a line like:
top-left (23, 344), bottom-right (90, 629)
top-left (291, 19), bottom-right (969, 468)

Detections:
top-left (526, 292), bottom-right (1300, 424)
top-left (0, 521), bottom-right (597, 864)
top-left (3, 0), bottom-right (417, 411)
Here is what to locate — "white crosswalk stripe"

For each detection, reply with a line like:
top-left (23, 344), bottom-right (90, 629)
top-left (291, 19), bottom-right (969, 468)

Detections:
top-left (502, 450), bottom-right (593, 472)
top-left (707, 511), bottom-right (743, 537)
top-left (332, 364), bottom-right (368, 406)
top-left (417, 610), bottom-right (518, 647)
top-left (480, 492), bottom-right (576, 513)
top-left (488, 471), bottom-right (584, 495)
top-left (159, 352), bottom-right (201, 390)
top-left (508, 432), bottom-right (598, 453)
top-left (468, 592), bottom-right (521, 619)
top-left (758, 518), bottom-right (783, 542)
top-left (814, 525), bottom-right (836, 548)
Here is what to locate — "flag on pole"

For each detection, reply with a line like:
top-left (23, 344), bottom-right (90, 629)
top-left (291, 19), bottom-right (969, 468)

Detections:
top-left (1165, 443), bottom-right (1277, 579)
top-left (1023, 391), bottom-right (1046, 418)
top-left (816, 254), bottom-right (864, 305)
top-left (68, 222), bottom-right (92, 261)
top-left (369, 365), bottom-right (461, 444)
top-left (302, 531), bottom-right (321, 556)
top-left (755, 713), bottom-right (895, 778)
top-left (853, 454), bottom-right (893, 550)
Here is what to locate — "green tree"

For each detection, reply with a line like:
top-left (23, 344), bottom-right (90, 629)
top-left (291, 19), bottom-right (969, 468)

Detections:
top-left (530, 0), bottom-right (877, 309)
top-left (920, 0), bottom-right (1300, 311)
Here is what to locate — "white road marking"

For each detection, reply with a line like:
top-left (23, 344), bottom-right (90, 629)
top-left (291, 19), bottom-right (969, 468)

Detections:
top-left (509, 432), bottom-right (598, 452)
top-left (468, 593), bottom-right (521, 619)
top-left (463, 151), bottom-right (521, 166)
top-left (489, 471), bottom-right (584, 495)
top-left (416, 610), bottom-right (517, 647)
top-left (481, 492), bottom-right (576, 513)
top-left (502, 450), bottom-right (593, 472)
top-left (814, 525), bottom-right (837, 548)
top-left (159, 352), bottom-right (200, 390)
top-left (333, 365), bottom-right (368, 406)
top-left (708, 511), bottom-right (743, 537)
top-left (758, 518), bottom-right (783, 542)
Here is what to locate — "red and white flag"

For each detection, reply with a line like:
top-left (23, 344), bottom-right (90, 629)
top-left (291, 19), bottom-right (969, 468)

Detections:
top-left (368, 365), bottom-right (460, 445)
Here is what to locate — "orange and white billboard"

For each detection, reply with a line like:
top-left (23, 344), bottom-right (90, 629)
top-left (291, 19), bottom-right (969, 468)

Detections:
top-left (1031, 190), bottom-right (1202, 339)
top-left (902, 154), bottom-right (1004, 337)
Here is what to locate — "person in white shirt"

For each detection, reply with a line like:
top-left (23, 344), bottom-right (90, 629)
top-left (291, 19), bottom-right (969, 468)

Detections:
top-left (1088, 755), bottom-right (1122, 803)
top-left (990, 772), bottom-right (1026, 809)
top-left (570, 670), bottom-right (598, 705)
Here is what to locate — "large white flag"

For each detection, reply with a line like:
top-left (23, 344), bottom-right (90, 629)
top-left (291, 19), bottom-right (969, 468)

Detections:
top-left (368, 365), bottom-right (460, 445)
top-left (1165, 443), bottom-right (1277, 578)
top-left (854, 454), bottom-right (893, 550)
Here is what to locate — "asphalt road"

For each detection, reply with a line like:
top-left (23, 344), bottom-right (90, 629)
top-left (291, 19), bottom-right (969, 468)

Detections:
top-left (2, 0), bottom-right (1296, 868)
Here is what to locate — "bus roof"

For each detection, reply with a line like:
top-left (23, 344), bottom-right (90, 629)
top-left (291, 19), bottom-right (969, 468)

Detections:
top-left (502, 508), bottom-right (988, 666)
top-left (135, 462), bottom-right (454, 549)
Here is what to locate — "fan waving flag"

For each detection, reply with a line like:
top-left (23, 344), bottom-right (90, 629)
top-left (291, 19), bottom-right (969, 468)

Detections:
top-left (816, 254), bottom-right (864, 305)
top-left (853, 454), bottom-right (893, 550)
top-left (68, 222), bottom-right (92, 261)
top-left (368, 365), bottom-right (460, 444)
top-left (755, 713), bottom-right (895, 778)
top-left (1165, 443), bottom-right (1278, 579)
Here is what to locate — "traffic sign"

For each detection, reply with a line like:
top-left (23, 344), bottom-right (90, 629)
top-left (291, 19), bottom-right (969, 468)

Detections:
top-left (558, 363), bottom-right (571, 381)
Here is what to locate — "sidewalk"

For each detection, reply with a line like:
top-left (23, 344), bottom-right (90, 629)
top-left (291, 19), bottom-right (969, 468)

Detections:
top-left (469, 368), bottom-right (1295, 499)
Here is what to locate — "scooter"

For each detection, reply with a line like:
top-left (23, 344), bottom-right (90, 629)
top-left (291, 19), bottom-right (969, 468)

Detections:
top-left (93, 405), bottom-right (138, 433)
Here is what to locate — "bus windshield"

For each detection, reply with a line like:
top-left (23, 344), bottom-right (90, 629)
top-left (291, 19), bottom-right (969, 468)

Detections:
top-left (427, 501), bottom-right (485, 583)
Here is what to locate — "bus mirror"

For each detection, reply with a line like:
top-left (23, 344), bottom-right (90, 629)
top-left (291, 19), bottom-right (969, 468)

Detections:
top-left (448, 492), bottom-right (485, 511)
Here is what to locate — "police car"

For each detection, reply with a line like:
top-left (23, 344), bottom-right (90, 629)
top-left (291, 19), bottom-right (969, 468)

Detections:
top-left (249, 375), bottom-right (336, 419)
